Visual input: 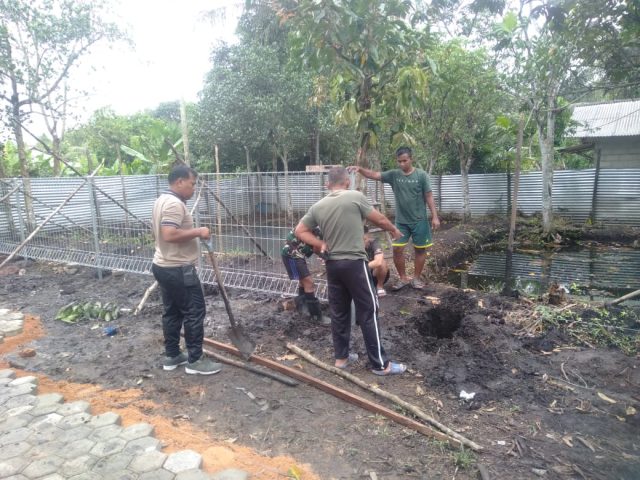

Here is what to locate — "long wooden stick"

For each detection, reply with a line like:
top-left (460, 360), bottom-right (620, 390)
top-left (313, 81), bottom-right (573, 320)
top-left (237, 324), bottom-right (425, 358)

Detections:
top-left (287, 343), bottom-right (483, 452)
top-left (609, 288), bottom-right (640, 306)
top-left (202, 347), bottom-right (298, 386)
top-left (0, 163), bottom-right (103, 270)
top-left (202, 337), bottom-right (463, 448)
top-left (0, 183), bottom-right (20, 204)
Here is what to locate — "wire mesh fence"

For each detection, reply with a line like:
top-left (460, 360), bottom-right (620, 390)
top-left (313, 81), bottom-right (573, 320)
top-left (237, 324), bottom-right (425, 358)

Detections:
top-left (0, 168), bottom-right (638, 302)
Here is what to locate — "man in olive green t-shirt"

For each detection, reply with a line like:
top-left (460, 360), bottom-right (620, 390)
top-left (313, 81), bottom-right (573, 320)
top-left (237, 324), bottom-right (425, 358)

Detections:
top-left (349, 146), bottom-right (440, 290)
top-left (295, 167), bottom-right (407, 376)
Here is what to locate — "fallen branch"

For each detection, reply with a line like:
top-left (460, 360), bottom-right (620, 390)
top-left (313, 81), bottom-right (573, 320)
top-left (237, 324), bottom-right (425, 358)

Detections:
top-left (203, 337), bottom-right (463, 448)
top-left (286, 343), bottom-right (483, 452)
top-left (134, 281), bottom-right (158, 316)
top-left (202, 347), bottom-right (298, 386)
top-left (608, 288), bottom-right (640, 306)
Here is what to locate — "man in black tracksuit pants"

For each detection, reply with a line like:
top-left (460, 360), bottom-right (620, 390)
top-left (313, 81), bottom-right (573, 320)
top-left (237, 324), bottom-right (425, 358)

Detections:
top-left (295, 167), bottom-right (407, 376)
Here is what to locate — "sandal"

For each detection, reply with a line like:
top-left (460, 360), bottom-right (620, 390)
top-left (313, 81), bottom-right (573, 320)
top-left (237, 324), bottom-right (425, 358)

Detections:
top-left (372, 361), bottom-right (407, 376)
top-left (410, 278), bottom-right (425, 289)
top-left (336, 352), bottom-right (358, 370)
top-left (389, 280), bottom-right (409, 291)
top-left (377, 288), bottom-right (387, 297)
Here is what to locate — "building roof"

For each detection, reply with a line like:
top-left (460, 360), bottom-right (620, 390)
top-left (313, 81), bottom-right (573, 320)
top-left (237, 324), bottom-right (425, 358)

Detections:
top-left (570, 99), bottom-right (640, 138)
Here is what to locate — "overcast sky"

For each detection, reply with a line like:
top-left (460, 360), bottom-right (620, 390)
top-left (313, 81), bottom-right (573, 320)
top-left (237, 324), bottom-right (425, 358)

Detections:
top-left (74, 0), bottom-right (240, 120)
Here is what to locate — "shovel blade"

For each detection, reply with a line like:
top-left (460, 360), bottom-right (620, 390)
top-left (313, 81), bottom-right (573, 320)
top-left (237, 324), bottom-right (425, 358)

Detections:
top-left (228, 327), bottom-right (255, 360)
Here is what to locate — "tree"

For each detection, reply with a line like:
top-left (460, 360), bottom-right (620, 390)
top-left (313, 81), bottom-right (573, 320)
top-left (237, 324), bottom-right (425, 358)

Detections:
top-left (283, 0), bottom-right (431, 177)
top-left (0, 0), bottom-right (120, 229)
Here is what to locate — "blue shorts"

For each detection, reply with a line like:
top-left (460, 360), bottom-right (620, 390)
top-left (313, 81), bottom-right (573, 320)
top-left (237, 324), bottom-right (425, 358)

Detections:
top-left (282, 255), bottom-right (310, 280)
top-left (392, 219), bottom-right (432, 249)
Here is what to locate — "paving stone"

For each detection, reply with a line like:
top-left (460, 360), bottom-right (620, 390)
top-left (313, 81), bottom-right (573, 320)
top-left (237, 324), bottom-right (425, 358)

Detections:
top-left (30, 401), bottom-right (65, 417)
top-left (0, 414), bottom-right (31, 433)
top-left (0, 404), bottom-right (34, 421)
top-left (119, 422), bottom-right (154, 441)
top-left (34, 393), bottom-right (64, 408)
top-left (0, 426), bottom-right (33, 446)
top-left (21, 455), bottom-right (64, 478)
top-left (4, 383), bottom-right (37, 397)
top-left (61, 454), bottom-right (99, 477)
top-left (124, 436), bottom-right (161, 455)
top-left (4, 394), bottom-right (37, 409)
top-left (0, 456), bottom-right (29, 477)
top-left (40, 475), bottom-right (66, 480)
top-left (92, 452), bottom-right (134, 475)
top-left (27, 440), bottom-right (66, 461)
top-left (89, 424), bottom-right (124, 441)
top-left (164, 450), bottom-right (202, 474)
top-left (57, 400), bottom-right (91, 416)
top-left (6, 312), bottom-right (24, 321)
top-left (1, 475), bottom-right (29, 480)
top-left (8, 376), bottom-right (38, 387)
top-left (0, 369), bottom-right (16, 379)
top-left (90, 437), bottom-right (127, 457)
top-left (139, 469), bottom-right (175, 480)
top-left (55, 425), bottom-right (93, 444)
top-left (0, 308), bottom-right (9, 315)
top-left (102, 471), bottom-right (139, 480)
top-left (129, 450), bottom-right (168, 473)
top-left (29, 424), bottom-right (62, 444)
top-left (58, 411), bottom-right (93, 429)
top-left (29, 413), bottom-right (63, 430)
top-left (88, 412), bottom-right (121, 428)
top-left (210, 470), bottom-right (249, 480)
top-left (58, 438), bottom-right (97, 459)
top-left (0, 377), bottom-right (13, 386)
top-left (0, 440), bottom-right (31, 460)
top-left (0, 319), bottom-right (23, 336)
top-left (68, 473), bottom-right (104, 480)
top-left (175, 469), bottom-right (213, 480)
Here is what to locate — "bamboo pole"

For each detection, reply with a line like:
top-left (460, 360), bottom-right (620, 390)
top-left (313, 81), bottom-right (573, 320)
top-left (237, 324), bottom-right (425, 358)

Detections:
top-left (609, 288), bottom-right (640, 306)
top-left (287, 343), bottom-right (484, 452)
top-left (203, 337), bottom-right (462, 448)
top-left (215, 145), bottom-right (223, 253)
top-left (0, 183), bottom-right (20, 204)
top-left (0, 163), bottom-right (104, 270)
top-left (202, 347), bottom-right (298, 386)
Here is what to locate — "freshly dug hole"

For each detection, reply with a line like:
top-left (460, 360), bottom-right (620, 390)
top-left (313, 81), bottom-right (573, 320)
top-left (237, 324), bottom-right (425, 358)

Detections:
top-left (415, 289), bottom-right (478, 339)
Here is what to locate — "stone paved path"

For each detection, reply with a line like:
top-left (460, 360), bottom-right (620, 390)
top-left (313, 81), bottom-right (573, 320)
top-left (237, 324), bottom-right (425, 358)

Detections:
top-left (0, 305), bottom-right (251, 480)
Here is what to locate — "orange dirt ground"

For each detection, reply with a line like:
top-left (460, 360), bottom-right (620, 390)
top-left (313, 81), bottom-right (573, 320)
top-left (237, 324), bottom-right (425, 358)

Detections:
top-left (0, 314), bottom-right (319, 480)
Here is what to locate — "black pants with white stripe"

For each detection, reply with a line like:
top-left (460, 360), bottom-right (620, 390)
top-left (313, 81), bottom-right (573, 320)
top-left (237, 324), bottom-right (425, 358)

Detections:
top-left (326, 259), bottom-right (388, 371)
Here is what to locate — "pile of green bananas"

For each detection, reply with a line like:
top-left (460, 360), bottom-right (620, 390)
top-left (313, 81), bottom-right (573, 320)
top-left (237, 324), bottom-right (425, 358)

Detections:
top-left (55, 301), bottom-right (121, 324)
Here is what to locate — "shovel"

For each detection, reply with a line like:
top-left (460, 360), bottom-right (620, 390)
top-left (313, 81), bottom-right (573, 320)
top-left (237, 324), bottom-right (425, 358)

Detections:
top-left (201, 240), bottom-right (256, 359)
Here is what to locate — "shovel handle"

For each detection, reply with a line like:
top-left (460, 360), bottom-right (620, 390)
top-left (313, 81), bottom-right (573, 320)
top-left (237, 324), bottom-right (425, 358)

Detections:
top-left (201, 241), bottom-right (237, 327)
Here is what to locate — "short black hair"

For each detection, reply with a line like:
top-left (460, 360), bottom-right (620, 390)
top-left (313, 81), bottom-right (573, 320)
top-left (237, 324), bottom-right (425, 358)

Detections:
top-left (168, 164), bottom-right (197, 184)
top-left (327, 166), bottom-right (348, 186)
top-left (395, 146), bottom-right (412, 158)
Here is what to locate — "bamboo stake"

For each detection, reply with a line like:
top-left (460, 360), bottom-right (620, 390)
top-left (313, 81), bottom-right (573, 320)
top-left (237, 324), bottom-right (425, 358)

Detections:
top-left (203, 337), bottom-right (462, 448)
top-left (287, 343), bottom-right (484, 452)
top-left (0, 183), bottom-right (20, 204)
top-left (609, 288), bottom-right (640, 306)
top-left (202, 347), bottom-right (298, 386)
top-left (214, 144), bottom-right (223, 253)
top-left (0, 163), bottom-right (103, 270)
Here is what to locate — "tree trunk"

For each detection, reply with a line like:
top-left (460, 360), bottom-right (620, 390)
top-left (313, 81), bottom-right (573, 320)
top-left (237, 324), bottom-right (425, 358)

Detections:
top-left (180, 98), bottom-right (190, 166)
top-left (458, 142), bottom-right (473, 223)
top-left (538, 86), bottom-right (558, 237)
top-left (282, 149), bottom-right (294, 226)
top-left (244, 146), bottom-right (251, 173)
top-left (10, 90), bottom-right (35, 232)
top-left (0, 142), bottom-right (6, 178)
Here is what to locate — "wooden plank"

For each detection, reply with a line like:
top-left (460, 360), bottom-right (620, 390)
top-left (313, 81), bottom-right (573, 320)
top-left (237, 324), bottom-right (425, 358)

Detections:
top-left (202, 337), bottom-right (461, 447)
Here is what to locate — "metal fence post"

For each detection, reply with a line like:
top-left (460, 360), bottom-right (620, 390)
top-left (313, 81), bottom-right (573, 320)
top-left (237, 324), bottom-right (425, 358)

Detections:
top-left (14, 180), bottom-right (25, 243)
top-left (88, 176), bottom-right (102, 280)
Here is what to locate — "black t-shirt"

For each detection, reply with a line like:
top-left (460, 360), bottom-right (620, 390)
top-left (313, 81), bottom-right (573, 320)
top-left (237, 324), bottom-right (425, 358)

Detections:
top-left (365, 237), bottom-right (383, 262)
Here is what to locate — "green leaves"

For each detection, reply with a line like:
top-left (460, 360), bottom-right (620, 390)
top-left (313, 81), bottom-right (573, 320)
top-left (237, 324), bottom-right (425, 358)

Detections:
top-left (55, 300), bottom-right (121, 324)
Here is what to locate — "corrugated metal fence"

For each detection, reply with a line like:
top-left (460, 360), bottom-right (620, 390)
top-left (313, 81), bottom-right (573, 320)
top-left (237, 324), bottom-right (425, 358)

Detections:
top-left (0, 168), bottom-right (638, 300)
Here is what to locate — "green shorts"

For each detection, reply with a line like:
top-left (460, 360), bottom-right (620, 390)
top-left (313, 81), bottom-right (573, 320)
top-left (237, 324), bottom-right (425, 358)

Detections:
top-left (392, 219), bottom-right (432, 249)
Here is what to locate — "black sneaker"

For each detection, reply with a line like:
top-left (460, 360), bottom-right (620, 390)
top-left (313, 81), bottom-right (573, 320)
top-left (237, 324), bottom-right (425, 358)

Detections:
top-left (163, 352), bottom-right (188, 371)
top-left (185, 357), bottom-right (222, 375)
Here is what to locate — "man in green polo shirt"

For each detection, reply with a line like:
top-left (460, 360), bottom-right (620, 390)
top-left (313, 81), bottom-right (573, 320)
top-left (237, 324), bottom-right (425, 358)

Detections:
top-left (295, 167), bottom-right (407, 376)
top-left (349, 146), bottom-right (440, 290)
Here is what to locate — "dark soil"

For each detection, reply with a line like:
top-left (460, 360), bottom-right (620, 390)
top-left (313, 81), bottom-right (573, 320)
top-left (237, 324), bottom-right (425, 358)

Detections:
top-left (1, 217), bottom-right (639, 480)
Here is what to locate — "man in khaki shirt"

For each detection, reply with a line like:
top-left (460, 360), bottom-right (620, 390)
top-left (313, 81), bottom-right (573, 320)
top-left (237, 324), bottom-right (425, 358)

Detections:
top-left (151, 165), bottom-right (222, 375)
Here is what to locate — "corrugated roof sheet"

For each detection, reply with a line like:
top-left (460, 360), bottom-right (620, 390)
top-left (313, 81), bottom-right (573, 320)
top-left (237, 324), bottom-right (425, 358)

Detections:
top-left (571, 99), bottom-right (640, 138)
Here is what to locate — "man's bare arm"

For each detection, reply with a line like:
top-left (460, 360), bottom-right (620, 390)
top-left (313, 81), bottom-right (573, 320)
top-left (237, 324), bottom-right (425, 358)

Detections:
top-left (161, 226), bottom-right (210, 243)
top-left (425, 191), bottom-right (440, 230)
top-left (366, 209), bottom-right (402, 240)
top-left (347, 165), bottom-right (382, 181)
